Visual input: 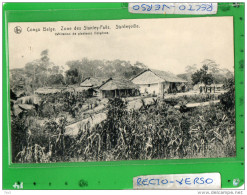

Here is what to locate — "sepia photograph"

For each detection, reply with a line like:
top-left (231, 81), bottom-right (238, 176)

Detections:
top-left (8, 17), bottom-right (235, 163)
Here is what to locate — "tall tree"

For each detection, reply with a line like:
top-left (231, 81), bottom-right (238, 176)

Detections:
top-left (65, 68), bottom-right (80, 85)
top-left (201, 59), bottom-right (220, 74)
top-left (185, 64), bottom-right (198, 73)
top-left (22, 49), bottom-right (65, 92)
top-left (47, 74), bottom-right (65, 86)
top-left (24, 50), bottom-right (54, 91)
top-left (65, 58), bottom-right (147, 82)
top-left (191, 65), bottom-right (214, 85)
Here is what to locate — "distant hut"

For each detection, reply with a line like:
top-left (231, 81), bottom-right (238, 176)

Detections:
top-left (99, 79), bottom-right (138, 98)
top-left (62, 86), bottom-right (75, 94)
top-left (131, 69), bottom-right (187, 97)
top-left (74, 86), bottom-right (96, 97)
top-left (35, 87), bottom-right (62, 95)
top-left (80, 77), bottom-right (111, 96)
top-left (80, 77), bottom-right (110, 88)
top-left (35, 87), bottom-right (62, 103)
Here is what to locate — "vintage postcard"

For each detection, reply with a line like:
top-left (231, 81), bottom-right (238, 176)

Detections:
top-left (8, 17), bottom-right (235, 163)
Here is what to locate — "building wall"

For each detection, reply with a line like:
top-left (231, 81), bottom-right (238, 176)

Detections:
top-left (139, 83), bottom-right (159, 95)
top-left (132, 70), bottom-right (173, 96)
top-left (138, 82), bottom-right (172, 96)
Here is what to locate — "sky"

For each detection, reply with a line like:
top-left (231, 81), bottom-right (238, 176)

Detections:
top-left (8, 17), bottom-right (234, 74)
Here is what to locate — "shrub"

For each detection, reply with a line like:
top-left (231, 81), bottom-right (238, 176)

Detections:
top-left (11, 116), bottom-right (28, 162)
top-left (13, 95), bottom-right (236, 163)
top-left (14, 117), bottom-right (71, 163)
top-left (67, 98), bottom-right (235, 162)
top-left (220, 79), bottom-right (235, 111)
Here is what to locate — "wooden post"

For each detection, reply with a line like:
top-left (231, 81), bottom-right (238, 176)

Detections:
top-left (159, 82), bottom-right (164, 99)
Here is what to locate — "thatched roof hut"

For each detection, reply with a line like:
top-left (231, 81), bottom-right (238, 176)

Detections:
top-left (62, 86), bottom-right (75, 93)
top-left (80, 77), bottom-right (111, 88)
top-left (100, 79), bottom-right (138, 91)
top-left (35, 87), bottom-right (62, 95)
top-left (99, 79), bottom-right (138, 98)
top-left (74, 86), bottom-right (93, 92)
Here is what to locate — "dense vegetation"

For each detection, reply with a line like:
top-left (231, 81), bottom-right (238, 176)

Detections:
top-left (10, 50), bottom-right (233, 96)
top-left (178, 59), bottom-right (234, 84)
top-left (10, 50), bottom-right (236, 163)
top-left (12, 84), bottom-right (235, 163)
top-left (67, 98), bottom-right (235, 162)
top-left (10, 50), bottom-right (147, 94)
top-left (65, 58), bottom-right (147, 84)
